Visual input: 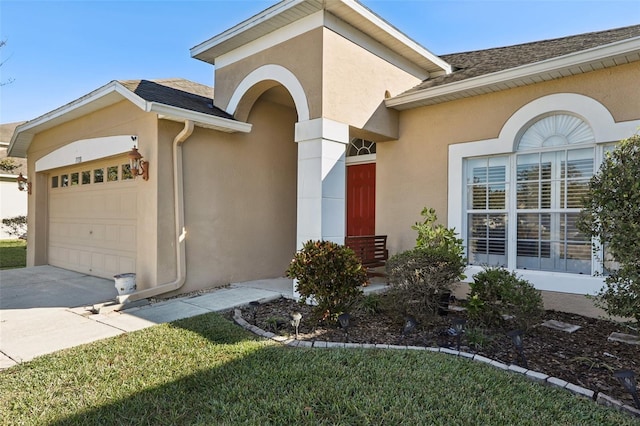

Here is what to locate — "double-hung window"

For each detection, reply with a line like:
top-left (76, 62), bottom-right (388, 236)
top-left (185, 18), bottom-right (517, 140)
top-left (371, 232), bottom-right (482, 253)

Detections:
top-left (465, 114), bottom-right (599, 275)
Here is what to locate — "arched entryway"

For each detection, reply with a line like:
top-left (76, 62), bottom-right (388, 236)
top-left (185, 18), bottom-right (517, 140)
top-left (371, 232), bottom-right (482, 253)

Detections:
top-left (229, 64), bottom-right (350, 251)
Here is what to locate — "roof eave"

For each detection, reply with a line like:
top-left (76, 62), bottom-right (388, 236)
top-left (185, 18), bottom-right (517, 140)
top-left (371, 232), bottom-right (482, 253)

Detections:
top-left (150, 103), bottom-right (252, 133)
top-left (190, 0), bottom-right (451, 75)
top-left (7, 81), bottom-right (138, 158)
top-left (386, 36), bottom-right (640, 110)
top-left (8, 82), bottom-right (251, 158)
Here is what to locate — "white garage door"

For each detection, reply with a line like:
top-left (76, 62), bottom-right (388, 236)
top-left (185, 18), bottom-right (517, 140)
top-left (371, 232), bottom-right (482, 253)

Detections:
top-left (48, 156), bottom-right (137, 279)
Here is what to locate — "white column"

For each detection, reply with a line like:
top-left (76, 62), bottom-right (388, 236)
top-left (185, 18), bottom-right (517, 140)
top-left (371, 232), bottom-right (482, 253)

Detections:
top-left (294, 118), bottom-right (349, 249)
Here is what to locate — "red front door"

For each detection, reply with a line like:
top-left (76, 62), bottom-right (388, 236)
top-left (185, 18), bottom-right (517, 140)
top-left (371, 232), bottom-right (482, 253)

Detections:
top-left (347, 163), bottom-right (376, 236)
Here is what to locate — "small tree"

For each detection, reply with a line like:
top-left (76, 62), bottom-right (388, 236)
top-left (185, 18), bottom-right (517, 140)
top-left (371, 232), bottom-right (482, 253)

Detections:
top-left (578, 134), bottom-right (640, 323)
top-left (286, 240), bottom-right (367, 322)
top-left (386, 207), bottom-right (466, 323)
top-left (411, 207), bottom-right (464, 258)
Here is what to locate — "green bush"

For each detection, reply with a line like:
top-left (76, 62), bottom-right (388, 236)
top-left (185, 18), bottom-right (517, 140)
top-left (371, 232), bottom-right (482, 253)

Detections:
top-left (412, 207), bottom-right (464, 257)
top-left (467, 267), bottom-right (543, 329)
top-left (386, 246), bottom-right (466, 323)
top-left (578, 134), bottom-right (640, 323)
top-left (286, 240), bottom-right (367, 322)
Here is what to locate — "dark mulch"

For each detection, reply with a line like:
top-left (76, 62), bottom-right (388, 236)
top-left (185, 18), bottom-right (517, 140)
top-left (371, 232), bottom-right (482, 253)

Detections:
top-left (235, 295), bottom-right (640, 407)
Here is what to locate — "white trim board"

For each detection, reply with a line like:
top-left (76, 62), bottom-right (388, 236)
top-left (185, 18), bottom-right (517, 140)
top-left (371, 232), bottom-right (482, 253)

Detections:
top-left (35, 136), bottom-right (136, 172)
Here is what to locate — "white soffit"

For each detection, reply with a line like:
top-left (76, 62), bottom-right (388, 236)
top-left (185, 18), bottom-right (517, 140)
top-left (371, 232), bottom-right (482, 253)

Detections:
top-left (190, 0), bottom-right (451, 75)
top-left (387, 37), bottom-right (640, 110)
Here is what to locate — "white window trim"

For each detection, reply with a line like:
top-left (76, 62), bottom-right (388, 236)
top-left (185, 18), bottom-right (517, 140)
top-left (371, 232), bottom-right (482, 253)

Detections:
top-left (346, 153), bottom-right (376, 165)
top-left (448, 93), bottom-right (640, 295)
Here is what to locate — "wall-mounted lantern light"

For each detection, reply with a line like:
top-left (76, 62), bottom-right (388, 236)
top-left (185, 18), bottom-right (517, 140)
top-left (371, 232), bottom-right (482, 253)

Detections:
top-left (17, 173), bottom-right (31, 194)
top-left (128, 138), bottom-right (149, 181)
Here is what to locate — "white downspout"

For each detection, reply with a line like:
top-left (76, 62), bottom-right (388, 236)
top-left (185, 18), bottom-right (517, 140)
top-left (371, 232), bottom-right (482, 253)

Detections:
top-left (117, 120), bottom-right (195, 304)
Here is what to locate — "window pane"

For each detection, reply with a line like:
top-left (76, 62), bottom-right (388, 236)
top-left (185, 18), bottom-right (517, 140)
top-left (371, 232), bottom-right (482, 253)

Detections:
top-left (94, 168), bottom-right (104, 183)
top-left (51, 176), bottom-right (59, 188)
top-left (107, 166), bottom-right (118, 182)
top-left (61, 174), bottom-right (69, 187)
top-left (488, 183), bottom-right (506, 209)
top-left (517, 181), bottom-right (538, 209)
top-left (70, 172), bottom-right (79, 186)
top-left (122, 164), bottom-right (133, 180)
top-left (82, 171), bottom-right (91, 185)
top-left (468, 214), bottom-right (507, 266)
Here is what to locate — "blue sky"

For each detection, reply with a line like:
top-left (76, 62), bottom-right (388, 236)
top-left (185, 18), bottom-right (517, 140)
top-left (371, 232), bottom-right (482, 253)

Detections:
top-left (1, 0), bottom-right (638, 124)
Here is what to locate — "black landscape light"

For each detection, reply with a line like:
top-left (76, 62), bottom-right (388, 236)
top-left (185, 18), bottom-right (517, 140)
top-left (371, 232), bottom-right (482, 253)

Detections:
top-left (249, 301), bottom-right (260, 322)
top-left (507, 330), bottom-right (528, 369)
top-left (338, 313), bottom-right (351, 341)
top-left (451, 318), bottom-right (466, 351)
top-left (290, 312), bottom-right (302, 340)
top-left (402, 316), bottom-right (417, 336)
top-left (614, 369), bottom-right (640, 409)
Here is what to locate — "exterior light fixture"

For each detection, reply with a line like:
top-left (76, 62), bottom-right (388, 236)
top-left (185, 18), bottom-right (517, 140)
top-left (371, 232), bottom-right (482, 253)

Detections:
top-left (451, 318), bottom-right (466, 351)
top-left (402, 315), bottom-right (417, 336)
top-left (290, 312), bottom-right (302, 340)
top-left (128, 140), bottom-right (149, 181)
top-left (249, 301), bottom-right (260, 322)
top-left (338, 313), bottom-right (351, 341)
top-left (614, 369), bottom-right (640, 409)
top-left (17, 173), bottom-right (31, 194)
top-left (507, 329), bottom-right (528, 369)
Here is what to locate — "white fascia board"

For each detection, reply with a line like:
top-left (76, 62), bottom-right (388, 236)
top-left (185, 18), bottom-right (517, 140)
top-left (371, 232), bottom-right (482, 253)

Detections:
top-left (149, 103), bottom-right (252, 133)
top-left (190, 0), bottom-right (307, 60)
top-left (215, 11), bottom-right (323, 70)
top-left (339, 0), bottom-right (452, 74)
top-left (386, 37), bottom-right (640, 109)
top-left (8, 81), bottom-right (141, 158)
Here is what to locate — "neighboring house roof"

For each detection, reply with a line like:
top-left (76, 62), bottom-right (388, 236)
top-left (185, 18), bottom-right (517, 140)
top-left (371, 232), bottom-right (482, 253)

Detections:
top-left (9, 79), bottom-right (251, 158)
top-left (0, 122), bottom-right (27, 175)
top-left (387, 24), bottom-right (640, 110)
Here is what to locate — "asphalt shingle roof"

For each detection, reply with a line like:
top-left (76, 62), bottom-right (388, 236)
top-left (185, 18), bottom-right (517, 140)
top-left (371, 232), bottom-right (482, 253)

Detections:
top-left (406, 24), bottom-right (640, 94)
top-left (118, 78), bottom-right (233, 119)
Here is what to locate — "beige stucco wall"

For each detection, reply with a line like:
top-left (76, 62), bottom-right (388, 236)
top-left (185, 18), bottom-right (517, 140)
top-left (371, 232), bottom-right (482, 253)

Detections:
top-left (214, 28), bottom-right (324, 121)
top-left (321, 28), bottom-right (421, 140)
top-left (377, 61), bottom-right (640, 255)
top-left (25, 101), bottom-right (160, 285)
top-left (214, 25), bottom-right (422, 141)
top-left (160, 95), bottom-right (298, 294)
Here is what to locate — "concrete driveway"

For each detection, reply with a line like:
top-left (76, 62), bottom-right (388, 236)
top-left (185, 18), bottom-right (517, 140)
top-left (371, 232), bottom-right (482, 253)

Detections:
top-left (0, 266), bottom-right (297, 370)
top-left (0, 266), bottom-right (120, 368)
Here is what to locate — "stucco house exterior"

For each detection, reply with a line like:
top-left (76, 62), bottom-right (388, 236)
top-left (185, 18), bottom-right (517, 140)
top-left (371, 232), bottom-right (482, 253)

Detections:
top-left (8, 0), bottom-right (640, 312)
top-left (1, 122), bottom-right (28, 239)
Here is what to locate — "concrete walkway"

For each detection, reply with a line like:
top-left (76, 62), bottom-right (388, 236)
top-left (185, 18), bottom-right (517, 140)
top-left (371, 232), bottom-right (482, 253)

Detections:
top-left (0, 266), bottom-right (387, 370)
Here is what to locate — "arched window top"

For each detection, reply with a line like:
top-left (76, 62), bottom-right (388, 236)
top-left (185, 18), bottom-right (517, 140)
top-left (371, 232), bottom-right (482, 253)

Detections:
top-left (517, 114), bottom-right (595, 151)
top-left (347, 138), bottom-right (376, 157)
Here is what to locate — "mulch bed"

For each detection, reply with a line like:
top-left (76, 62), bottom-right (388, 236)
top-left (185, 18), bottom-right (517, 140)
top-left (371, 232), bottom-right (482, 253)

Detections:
top-left (233, 295), bottom-right (640, 407)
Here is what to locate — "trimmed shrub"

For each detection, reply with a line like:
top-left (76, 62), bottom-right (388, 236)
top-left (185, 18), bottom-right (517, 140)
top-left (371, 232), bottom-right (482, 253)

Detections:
top-left (386, 246), bottom-right (466, 323)
top-left (467, 267), bottom-right (543, 329)
top-left (286, 240), bottom-right (367, 322)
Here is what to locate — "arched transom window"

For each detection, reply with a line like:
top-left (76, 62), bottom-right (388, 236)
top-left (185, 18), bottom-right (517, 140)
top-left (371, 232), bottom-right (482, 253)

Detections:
top-left (466, 114), bottom-right (598, 275)
top-left (347, 138), bottom-right (376, 157)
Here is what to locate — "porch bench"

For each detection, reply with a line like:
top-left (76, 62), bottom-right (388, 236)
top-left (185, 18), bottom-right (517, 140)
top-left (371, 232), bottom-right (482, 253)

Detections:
top-left (345, 235), bottom-right (389, 277)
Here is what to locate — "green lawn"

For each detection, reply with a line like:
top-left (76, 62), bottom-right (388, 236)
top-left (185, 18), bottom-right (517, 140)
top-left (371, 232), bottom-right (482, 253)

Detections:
top-left (0, 313), bottom-right (635, 425)
top-left (0, 239), bottom-right (26, 269)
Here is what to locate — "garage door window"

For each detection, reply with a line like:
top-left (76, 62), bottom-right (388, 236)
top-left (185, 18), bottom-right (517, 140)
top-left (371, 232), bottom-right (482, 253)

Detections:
top-left (82, 171), bottom-right (91, 185)
top-left (122, 164), bottom-right (133, 180)
top-left (94, 168), bottom-right (104, 183)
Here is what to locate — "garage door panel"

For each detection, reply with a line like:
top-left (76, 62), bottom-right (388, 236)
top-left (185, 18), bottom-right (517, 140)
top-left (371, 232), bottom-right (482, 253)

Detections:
top-left (48, 158), bottom-right (137, 279)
